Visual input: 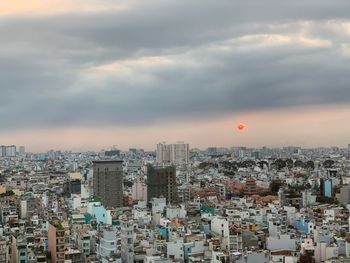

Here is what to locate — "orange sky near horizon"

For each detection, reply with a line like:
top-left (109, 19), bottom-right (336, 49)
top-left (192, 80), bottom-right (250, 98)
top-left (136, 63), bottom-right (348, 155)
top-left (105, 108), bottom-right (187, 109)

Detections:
top-left (0, 103), bottom-right (348, 152)
top-left (0, 0), bottom-right (127, 15)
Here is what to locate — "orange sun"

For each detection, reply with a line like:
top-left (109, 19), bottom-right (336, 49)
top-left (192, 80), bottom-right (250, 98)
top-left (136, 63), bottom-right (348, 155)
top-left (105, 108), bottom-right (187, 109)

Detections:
top-left (236, 123), bottom-right (246, 131)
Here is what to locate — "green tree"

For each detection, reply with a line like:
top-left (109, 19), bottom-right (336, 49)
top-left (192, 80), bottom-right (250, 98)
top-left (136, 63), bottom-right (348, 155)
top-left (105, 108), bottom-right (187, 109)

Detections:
top-left (0, 190), bottom-right (15, 197)
top-left (123, 180), bottom-right (133, 188)
top-left (294, 160), bottom-right (304, 168)
top-left (270, 180), bottom-right (283, 193)
top-left (286, 158), bottom-right (294, 169)
top-left (304, 160), bottom-right (314, 170)
top-left (323, 159), bottom-right (335, 168)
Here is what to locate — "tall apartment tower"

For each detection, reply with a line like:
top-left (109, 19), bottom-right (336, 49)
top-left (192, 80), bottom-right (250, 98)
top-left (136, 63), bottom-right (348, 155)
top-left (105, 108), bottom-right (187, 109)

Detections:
top-left (156, 142), bottom-right (189, 165)
top-left (147, 165), bottom-right (177, 204)
top-left (5, 145), bottom-right (16, 157)
top-left (48, 221), bottom-right (65, 263)
top-left (0, 145), bottom-right (16, 157)
top-left (171, 142), bottom-right (190, 164)
top-left (93, 160), bottom-right (124, 208)
top-left (156, 142), bottom-right (171, 164)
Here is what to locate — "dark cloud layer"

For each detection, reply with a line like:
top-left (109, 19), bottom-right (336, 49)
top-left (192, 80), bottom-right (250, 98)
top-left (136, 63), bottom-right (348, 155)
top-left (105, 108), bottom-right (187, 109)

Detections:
top-left (0, 0), bottom-right (350, 129)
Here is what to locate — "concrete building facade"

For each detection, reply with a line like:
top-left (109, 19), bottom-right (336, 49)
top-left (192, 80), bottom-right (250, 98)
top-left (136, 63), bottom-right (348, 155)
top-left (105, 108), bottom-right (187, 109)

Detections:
top-left (147, 165), bottom-right (177, 204)
top-left (48, 222), bottom-right (65, 263)
top-left (156, 142), bottom-right (189, 165)
top-left (93, 160), bottom-right (124, 208)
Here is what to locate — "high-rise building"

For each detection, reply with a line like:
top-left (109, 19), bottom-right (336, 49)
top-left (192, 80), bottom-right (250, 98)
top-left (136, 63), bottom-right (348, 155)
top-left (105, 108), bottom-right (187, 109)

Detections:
top-left (147, 165), bottom-right (177, 204)
top-left (0, 145), bottom-right (16, 157)
top-left (93, 160), bottom-right (124, 208)
top-left (19, 146), bottom-right (25, 156)
top-left (156, 142), bottom-right (171, 164)
top-left (5, 145), bottom-right (16, 157)
top-left (156, 142), bottom-right (189, 165)
top-left (0, 146), bottom-right (5, 157)
top-left (171, 141), bottom-right (190, 164)
top-left (48, 221), bottom-right (65, 263)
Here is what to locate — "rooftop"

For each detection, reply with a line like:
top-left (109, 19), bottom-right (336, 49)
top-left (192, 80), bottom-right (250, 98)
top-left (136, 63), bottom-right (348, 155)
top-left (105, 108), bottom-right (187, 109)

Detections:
top-left (93, 160), bottom-right (123, 163)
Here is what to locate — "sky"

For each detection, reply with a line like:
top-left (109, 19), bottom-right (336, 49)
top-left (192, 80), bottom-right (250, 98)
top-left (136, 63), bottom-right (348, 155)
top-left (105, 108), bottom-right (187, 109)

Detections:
top-left (1, 0), bottom-right (350, 152)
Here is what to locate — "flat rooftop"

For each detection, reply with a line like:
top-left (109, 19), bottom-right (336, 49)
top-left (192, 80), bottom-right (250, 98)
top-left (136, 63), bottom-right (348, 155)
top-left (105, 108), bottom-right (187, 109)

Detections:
top-left (93, 160), bottom-right (123, 163)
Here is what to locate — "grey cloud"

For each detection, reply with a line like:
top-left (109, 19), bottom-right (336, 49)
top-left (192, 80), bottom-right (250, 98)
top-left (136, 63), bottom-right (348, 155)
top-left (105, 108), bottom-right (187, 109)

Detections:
top-left (0, 0), bottom-right (350, 129)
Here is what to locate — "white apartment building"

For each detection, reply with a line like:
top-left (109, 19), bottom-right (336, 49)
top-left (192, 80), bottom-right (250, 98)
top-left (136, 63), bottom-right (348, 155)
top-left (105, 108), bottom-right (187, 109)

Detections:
top-left (96, 227), bottom-right (121, 263)
top-left (156, 142), bottom-right (189, 165)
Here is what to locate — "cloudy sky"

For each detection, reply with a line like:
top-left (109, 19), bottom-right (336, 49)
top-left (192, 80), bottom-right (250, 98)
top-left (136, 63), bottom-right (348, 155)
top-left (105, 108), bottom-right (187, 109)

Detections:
top-left (1, 0), bottom-right (350, 151)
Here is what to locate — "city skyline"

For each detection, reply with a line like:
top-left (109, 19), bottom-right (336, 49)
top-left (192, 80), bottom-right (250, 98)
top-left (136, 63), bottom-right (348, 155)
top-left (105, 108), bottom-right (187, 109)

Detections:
top-left (2, 2), bottom-right (350, 263)
top-left (1, 1), bottom-right (350, 151)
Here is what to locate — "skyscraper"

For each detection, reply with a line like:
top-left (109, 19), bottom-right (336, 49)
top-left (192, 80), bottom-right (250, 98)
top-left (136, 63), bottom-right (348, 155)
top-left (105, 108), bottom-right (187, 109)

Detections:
top-left (156, 142), bottom-right (171, 164)
top-left (147, 165), bottom-right (177, 204)
top-left (0, 146), bottom-right (5, 157)
top-left (5, 145), bottom-right (16, 157)
top-left (156, 142), bottom-right (189, 165)
top-left (0, 145), bottom-right (16, 157)
top-left (171, 141), bottom-right (190, 164)
top-left (93, 160), bottom-right (124, 208)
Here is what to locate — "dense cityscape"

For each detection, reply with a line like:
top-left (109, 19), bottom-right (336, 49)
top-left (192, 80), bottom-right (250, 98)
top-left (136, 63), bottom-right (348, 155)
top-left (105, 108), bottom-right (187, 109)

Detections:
top-left (0, 143), bottom-right (350, 262)
top-left (2, 0), bottom-right (350, 262)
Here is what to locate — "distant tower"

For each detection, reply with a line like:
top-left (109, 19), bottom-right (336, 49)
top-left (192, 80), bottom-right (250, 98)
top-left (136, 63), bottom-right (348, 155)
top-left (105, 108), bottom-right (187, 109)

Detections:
top-left (157, 142), bottom-right (189, 165)
top-left (19, 146), bottom-right (25, 156)
top-left (156, 142), bottom-right (171, 164)
top-left (171, 142), bottom-right (190, 164)
top-left (93, 160), bottom-right (124, 208)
